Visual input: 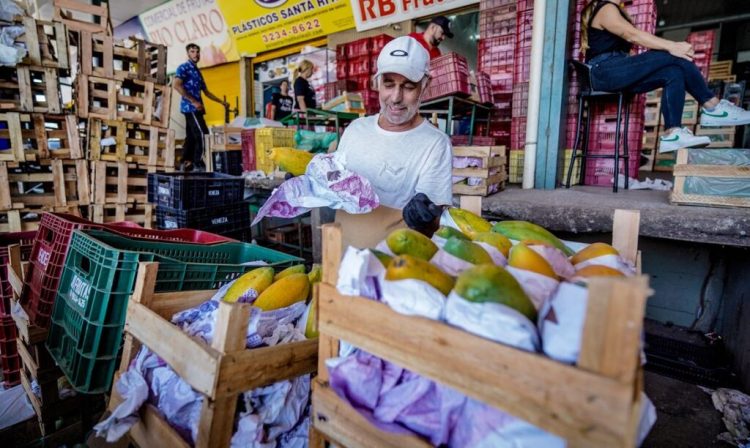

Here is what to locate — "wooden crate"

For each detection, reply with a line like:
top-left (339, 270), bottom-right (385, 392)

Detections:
top-left (77, 75), bottom-right (171, 127)
top-left (312, 209), bottom-right (650, 448)
top-left (708, 60), bottom-right (732, 81)
top-left (79, 33), bottom-right (167, 84)
top-left (0, 66), bottom-right (62, 113)
top-left (88, 118), bottom-right (176, 168)
top-left (671, 148), bottom-right (750, 208)
top-left (0, 206), bottom-right (79, 232)
top-left (0, 112), bottom-right (84, 162)
top-left (508, 148), bottom-right (524, 183)
top-left (209, 126), bottom-right (243, 150)
top-left (695, 125), bottom-right (736, 148)
top-left (682, 100), bottom-right (699, 126)
top-left (0, 160), bottom-right (90, 210)
top-left (53, 0), bottom-right (111, 35)
top-left (323, 92), bottom-right (366, 114)
top-left (108, 262), bottom-right (319, 448)
top-left (451, 145), bottom-right (506, 196)
top-left (6, 250), bottom-right (103, 438)
top-left (87, 202), bottom-right (154, 228)
top-left (17, 17), bottom-right (70, 71)
top-left (644, 103), bottom-right (660, 127)
top-left (90, 160), bottom-right (153, 205)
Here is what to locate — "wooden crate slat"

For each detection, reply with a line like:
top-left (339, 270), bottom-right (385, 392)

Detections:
top-left (53, 0), bottom-right (111, 35)
top-left (88, 119), bottom-right (175, 168)
top-left (0, 159), bottom-right (90, 210)
top-left (87, 202), bottom-right (154, 227)
top-left (671, 148), bottom-right (750, 208)
top-left (18, 17), bottom-right (70, 70)
top-left (110, 262), bottom-right (319, 447)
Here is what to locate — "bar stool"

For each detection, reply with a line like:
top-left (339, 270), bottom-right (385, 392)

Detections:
top-left (565, 60), bottom-right (632, 192)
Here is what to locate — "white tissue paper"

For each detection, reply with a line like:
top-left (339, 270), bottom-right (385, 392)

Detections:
top-left (381, 278), bottom-right (446, 320)
top-left (445, 291), bottom-right (540, 352)
top-left (574, 254), bottom-right (636, 276)
top-left (528, 245), bottom-right (576, 279)
top-left (538, 282), bottom-right (588, 364)
top-left (429, 249), bottom-right (475, 276)
top-left (506, 266), bottom-right (560, 311)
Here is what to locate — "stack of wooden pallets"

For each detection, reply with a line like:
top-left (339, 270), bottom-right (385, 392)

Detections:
top-left (64, 0), bottom-right (173, 227)
top-left (0, 11), bottom-right (85, 232)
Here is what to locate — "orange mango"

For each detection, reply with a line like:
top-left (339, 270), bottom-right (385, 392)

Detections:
top-left (508, 242), bottom-right (558, 279)
top-left (571, 242), bottom-right (620, 265)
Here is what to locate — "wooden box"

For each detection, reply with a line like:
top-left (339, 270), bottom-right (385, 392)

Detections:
top-left (87, 202), bottom-right (154, 228)
top-left (88, 118), bottom-right (176, 168)
top-left (0, 66), bottom-right (61, 113)
top-left (17, 17), bottom-right (70, 71)
top-left (53, 0), bottom-right (110, 35)
top-left (209, 126), bottom-right (244, 151)
top-left (695, 125), bottom-right (735, 148)
top-left (79, 32), bottom-right (167, 84)
top-left (0, 159), bottom-right (90, 210)
top-left (671, 148), bottom-right (750, 208)
top-left (451, 145), bottom-right (506, 196)
top-left (312, 209), bottom-right (650, 448)
top-left (108, 262), bottom-right (319, 448)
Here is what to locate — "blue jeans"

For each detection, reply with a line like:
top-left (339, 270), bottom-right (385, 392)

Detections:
top-left (589, 50), bottom-right (715, 129)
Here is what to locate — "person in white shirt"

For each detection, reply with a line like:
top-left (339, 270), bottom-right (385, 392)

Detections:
top-left (336, 36), bottom-right (452, 233)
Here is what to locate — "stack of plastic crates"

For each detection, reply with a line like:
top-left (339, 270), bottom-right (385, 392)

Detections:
top-left (148, 172), bottom-right (248, 235)
top-left (334, 34), bottom-right (394, 115)
top-left (46, 229), bottom-right (301, 393)
top-left (254, 127), bottom-right (296, 175)
top-left (0, 232), bottom-right (36, 387)
top-left (423, 53), bottom-right (471, 102)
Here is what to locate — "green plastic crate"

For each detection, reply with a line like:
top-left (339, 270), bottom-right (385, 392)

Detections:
top-left (46, 230), bottom-right (302, 393)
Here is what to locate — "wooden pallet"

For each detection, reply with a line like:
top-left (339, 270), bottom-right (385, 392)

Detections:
top-left (90, 160), bottom-right (152, 205)
top-left (17, 17), bottom-right (70, 71)
top-left (87, 202), bottom-right (154, 228)
top-left (88, 118), bottom-right (176, 168)
top-left (451, 145), bottom-right (506, 196)
top-left (695, 125), bottom-right (736, 148)
top-left (671, 148), bottom-right (750, 208)
top-left (79, 32), bottom-right (167, 84)
top-left (708, 60), bottom-right (732, 81)
top-left (76, 75), bottom-right (171, 126)
top-left (53, 0), bottom-right (111, 35)
top-left (0, 66), bottom-right (61, 113)
top-left (107, 262), bottom-right (319, 448)
top-left (0, 160), bottom-right (90, 210)
top-left (0, 112), bottom-right (83, 162)
top-left (312, 209), bottom-right (650, 448)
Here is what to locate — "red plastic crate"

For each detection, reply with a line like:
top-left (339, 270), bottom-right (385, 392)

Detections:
top-left (487, 71), bottom-right (514, 93)
top-left (512, 82), bottom-right (530, 118)
top-left (476, 72), bottom-right (493, 104)
top-left (478, 35), bottom-right (515, 73)
top-left (346, 37), bottom-right (371, 58)
top-left (510, 117), bottom-right (527, 150)
top-left (336, 61), bottom-right (348, 80)
top-left (347, 56), bottom-right (372, 77)
top-left (336, 79), bottom-right (359, 93)
top-left (370, 34), bottom-right (394, 54)
top-left (336, 44), bottom-right (347, 59)
top-left (451, 135), bottom-right (497, 146)
top-left (423, 77), bottom-right (471, 102)
top-left (516, 0), bottom-right (533, 12)
top-left (324, 82), bottom-right (338, 102)
top-left (351, 75), bottom-right (372, 92)
top-left (241, 129), bottom-right (256, 172)
top-left (480, 0), bottom-right (515, 11)
top-left (479, 5), bottom-right (516, 38)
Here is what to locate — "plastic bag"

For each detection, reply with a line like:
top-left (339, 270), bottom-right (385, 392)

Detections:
top-left (294, 129), bottom-right (337, 152)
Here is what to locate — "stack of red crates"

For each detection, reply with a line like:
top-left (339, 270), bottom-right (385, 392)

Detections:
top-left (423, 53), bottom-right (471, 102)
top-left (0, 232), bottom-right (36, 387)
top-left (565, 0), bottom-right (655, 186)
top-left (509, 0), bottom-right (535, 151)
top-left (335, 34), bottom-right (394, 114)
top-left (478, 0), bottom-right (516, 146)
top-left (687, 30), bottom-right (715, 79)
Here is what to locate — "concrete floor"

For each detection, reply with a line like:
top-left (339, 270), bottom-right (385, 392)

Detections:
top-left (480, 185), bottom-right (750, 247)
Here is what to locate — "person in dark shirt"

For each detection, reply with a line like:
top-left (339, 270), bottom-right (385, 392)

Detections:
top-left (293, 60), bottom-right (317, 112)
top-left (581, 0), bottom-right (750, 153)
top-left (270, 79), bottom-right (294, 121)
top-left (408, 15), bottom-right (453, 60)
top-left (173, 43), bottom-right (227, 171)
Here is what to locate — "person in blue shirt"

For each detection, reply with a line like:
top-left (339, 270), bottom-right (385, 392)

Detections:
top-left (173, 43), bottom-right (228, 171)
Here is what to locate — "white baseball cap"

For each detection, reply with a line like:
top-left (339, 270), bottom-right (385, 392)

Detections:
top-left (375, 36), bottom-right (430, 83)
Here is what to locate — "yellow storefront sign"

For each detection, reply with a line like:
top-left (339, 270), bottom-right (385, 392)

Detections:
top-left (217, 0), bottom-right (355, 55)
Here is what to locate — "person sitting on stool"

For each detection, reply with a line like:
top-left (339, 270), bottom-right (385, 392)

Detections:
top-left (581, 0), bottom-right (750, 153)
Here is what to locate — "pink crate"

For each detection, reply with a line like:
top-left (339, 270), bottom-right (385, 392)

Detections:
top-left (513, 48), bottom-right (531, 83)
top-left (517, 0), bottom-right (533, 12)
top-left (584, 158), bottom-right (639, 187)
top-left (335, 79), bottom-right (359, 94)
top-left (476, 72), bottom-right (493, 104)
top-left (512, 82), bottom-right (530, 118)
top-left (479, 5), bottom-right (516, 38)
top-left (451, 135), bottom-right (497, 146)
top-left (510, 117), bottom-right (527, 150)
top-left (241, 129), bottom-right (256, 172)
top-left (423, 78), bottom-right (471, 102)
top-left (346, 37), bottom-right (371, 58)
top-left (347, 56), bottom-right (371, 77)
top-left (480, 0), bottom-right (515, 11)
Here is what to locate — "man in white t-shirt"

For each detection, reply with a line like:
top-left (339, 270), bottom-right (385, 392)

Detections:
top-left (336, 36), bottom-right (452, 233)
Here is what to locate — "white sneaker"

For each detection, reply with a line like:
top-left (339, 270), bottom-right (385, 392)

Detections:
top-left (700, 99), bottom-right (750, 127)
top-left (658, 127), bottom-right (710, 153)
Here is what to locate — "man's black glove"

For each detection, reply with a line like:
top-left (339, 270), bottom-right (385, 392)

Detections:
top-left (403, 193), bottom-right (443, 231)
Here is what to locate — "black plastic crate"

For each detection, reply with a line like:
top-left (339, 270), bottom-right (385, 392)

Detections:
top-left (155, 202), bottom-right (250, 235)
top-left (147, 172), bottom-right (244, 209)
top-left (212, 151), bottom-right (243, 175)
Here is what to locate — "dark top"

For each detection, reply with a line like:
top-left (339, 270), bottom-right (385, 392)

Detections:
top-left (585, 1), bottom-right (633, 61)
top-left (271, 92), bottom-right (294, 121)
top-left (293, 76), bottom-right (317, 110)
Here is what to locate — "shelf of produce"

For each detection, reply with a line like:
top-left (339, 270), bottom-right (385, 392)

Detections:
top-left (311, 209), bottom-right (648, 448)
top-left (109, 262), bottom-right (319, 448)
